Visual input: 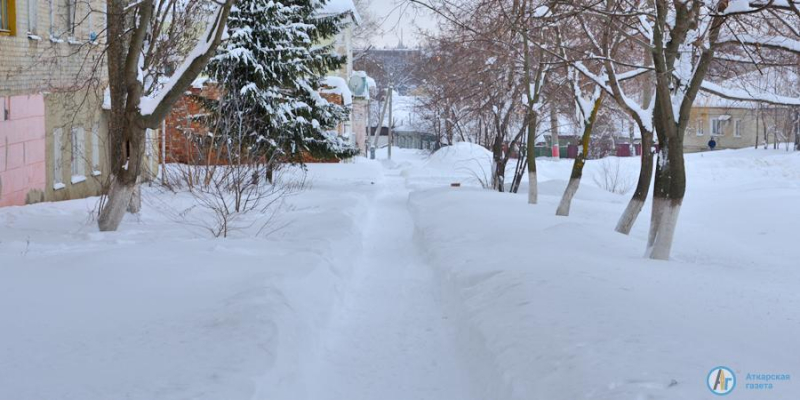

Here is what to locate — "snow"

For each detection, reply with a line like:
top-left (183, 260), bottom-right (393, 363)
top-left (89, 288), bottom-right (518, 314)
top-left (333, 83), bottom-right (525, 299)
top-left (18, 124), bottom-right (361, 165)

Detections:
top-left (102, 87), bottom-right (111, 110)
top-left (406, 147), bottom-right (800, 399)
top-left (315, 0), bottom-right (361, 24)
top-left (720, 33), bottom-right (800, 53)
top-left (387, 94), bottom-right (419, 131)
top-left (724, 0), bottom-right (753, 13)
top-left (191, 76), bottom-right (211, 89)
top-left (0, 162), bottom-right (382, 400)
top-left (2, 146), bottom-right (800, 399)
top-left (139, 8), bottom-right (223, 116)
top-left (321, 76), bottom-right (353, 105)
top-left (403, 142), bottom-right (494, 188)
top-left (699, 69), bottom-right (800, 107)
top-left (297, 167), bottom-right (475, 400)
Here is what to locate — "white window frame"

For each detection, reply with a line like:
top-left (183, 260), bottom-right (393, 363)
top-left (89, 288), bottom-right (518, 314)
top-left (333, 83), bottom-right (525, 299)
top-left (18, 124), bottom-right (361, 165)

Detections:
top-left (711, 118), bottom-right (723, 137)
top-left (0, 0), bottom-right (11, 33)
top-left (65, 0), bottom-right (76, 37)
top-left (91, 123), bottom-right (101, 175)
top-left (70, 126), bottom-right (86, 182)
top-left (53, 128), bottom-right (65, 190)
top-left (48, 0), bottom-right (57, 39)
top-left (734, 119), bottom-right (742, 137)
top-left (145, 128), bottom-right (154, 157)
top-left (696, 119), bottom-right (704, 136)
top-left (87, 5), bottom-right (96, 42)
top-left (28, 0), bottom-right (39, 35)
top-left (0, 97), bottom-right (8, 121)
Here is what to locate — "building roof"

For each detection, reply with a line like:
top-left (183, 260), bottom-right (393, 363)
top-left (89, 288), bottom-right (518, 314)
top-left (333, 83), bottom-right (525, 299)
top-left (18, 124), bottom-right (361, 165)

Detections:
top-left (316, 0), bottom-right (362, 24)
top-left (695, 68), bottom-right (800, 110)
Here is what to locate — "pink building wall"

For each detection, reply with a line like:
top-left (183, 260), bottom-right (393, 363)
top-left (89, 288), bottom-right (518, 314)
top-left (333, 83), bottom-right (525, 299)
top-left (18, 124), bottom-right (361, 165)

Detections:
top-left (0, 95), bottom-right (47, 207)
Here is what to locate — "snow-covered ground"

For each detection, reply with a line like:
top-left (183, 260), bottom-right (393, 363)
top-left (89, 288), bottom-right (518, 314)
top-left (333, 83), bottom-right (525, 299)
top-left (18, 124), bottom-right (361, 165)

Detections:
top-left (1, 145), bottom-right (798, 399)
top-left (408, 145), bottom-right (800, 399)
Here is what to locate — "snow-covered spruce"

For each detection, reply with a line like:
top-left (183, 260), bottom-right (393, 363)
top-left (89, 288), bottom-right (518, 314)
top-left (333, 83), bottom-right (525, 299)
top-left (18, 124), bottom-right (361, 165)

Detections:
top-left (206, 0), bottom-right (357, 163)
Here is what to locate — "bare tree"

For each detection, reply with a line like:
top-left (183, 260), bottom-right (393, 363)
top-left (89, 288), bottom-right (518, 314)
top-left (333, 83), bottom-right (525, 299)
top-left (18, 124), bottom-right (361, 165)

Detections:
top-left (556, 68), bottom-right (604, 216)
top-left (98, 0), bottom-right (234, 231)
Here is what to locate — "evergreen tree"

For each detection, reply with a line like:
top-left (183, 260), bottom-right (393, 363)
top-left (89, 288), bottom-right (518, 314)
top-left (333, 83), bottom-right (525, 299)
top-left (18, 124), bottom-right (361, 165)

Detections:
top-left (206, 0), bottom-right (357, 163)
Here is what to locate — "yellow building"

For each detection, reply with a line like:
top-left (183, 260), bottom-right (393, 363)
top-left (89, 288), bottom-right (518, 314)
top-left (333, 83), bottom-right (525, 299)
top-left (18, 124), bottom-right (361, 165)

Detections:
top-left (686, 71), bottom-right (799, 152)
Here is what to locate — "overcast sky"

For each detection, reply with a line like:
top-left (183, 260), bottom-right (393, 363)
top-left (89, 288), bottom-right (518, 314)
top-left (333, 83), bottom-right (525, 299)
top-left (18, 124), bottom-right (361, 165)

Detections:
top-left (364, 0), bottom-right (439, 48)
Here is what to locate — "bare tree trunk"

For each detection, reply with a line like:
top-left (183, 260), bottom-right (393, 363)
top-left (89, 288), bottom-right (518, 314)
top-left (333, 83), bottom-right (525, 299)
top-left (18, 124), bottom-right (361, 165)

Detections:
top-left (491, 133), bottom-right (505, 192)
top-left (388, 88), bottom-right (393, 159)
top-left (615, 129), bottom-right (654, 234)
top-left (98, 180), bottom-right (137, 231)
top-left (614, 45), bottom-right (655, 234)
top-left (526, 133), bottom-right (538, 204)
top-left (557, 95), bottom-right (603, 216)
top-left (98, 115), bottom-right (148, 231)
top-left (509, 142), bottom-right (527, 193)
top-left (522, 35), bottom-right (540, 204)
top-left (372, 88), bottom-right (391, 153)
top-left (646, 95), bottom-right (687, 260)
top-left (550, 106), bottom-right (560, 158)
top-left (128, 183), bottom-right (142, 213)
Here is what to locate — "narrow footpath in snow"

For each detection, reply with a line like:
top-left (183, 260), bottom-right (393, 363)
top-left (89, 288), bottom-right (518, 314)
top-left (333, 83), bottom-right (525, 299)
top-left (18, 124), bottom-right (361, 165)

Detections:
top-left (298, 165), bottom-right (476, 400)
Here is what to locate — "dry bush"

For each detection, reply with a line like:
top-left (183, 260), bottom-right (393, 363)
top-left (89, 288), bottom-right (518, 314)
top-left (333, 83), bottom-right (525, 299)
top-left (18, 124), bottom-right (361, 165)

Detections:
top-left (592, 157), bottom-right (634, 195)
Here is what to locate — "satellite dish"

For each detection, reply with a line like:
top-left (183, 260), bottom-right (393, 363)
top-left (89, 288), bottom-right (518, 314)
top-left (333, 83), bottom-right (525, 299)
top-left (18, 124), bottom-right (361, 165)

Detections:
top-left (348, 75), bottom-right (367, 97)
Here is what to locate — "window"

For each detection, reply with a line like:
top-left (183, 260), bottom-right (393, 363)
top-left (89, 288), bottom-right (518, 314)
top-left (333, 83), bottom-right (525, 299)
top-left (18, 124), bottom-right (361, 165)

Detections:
top-left (91, 123), bottom-right (101, 174)
top-left (53, 128), bottom-right (65, 189)
top-left (70, 126), bottom-right (85, 182)
top-left (1, 0), bottom-right (15, 35)
top-left (734, 119), bottom-right (742, 137)
top-left (27, 0), bottom-right (36, 34)
top-left (65, 0), bottom-right (75, 36)
top-left (48, 0), bottom-right (54, 36)
top-left (145, 128), bottom-right (154, 157)
top-left (0, 97), bottom-right (8, 121)
top-left (87, 5), bottom-right (95, 41)
top-left (711, 119), bottom-right (723, 136)
top-left (696, 119), bottom-right (704, 136)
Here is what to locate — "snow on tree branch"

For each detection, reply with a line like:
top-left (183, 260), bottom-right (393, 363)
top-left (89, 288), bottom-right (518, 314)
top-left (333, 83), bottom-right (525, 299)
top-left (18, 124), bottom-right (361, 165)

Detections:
top-left (718, 33), bottom-right (800, 53)
top-left (139, 4), bottom-right (231, 127)
top-left (699, 80), bottom-right (800, 106)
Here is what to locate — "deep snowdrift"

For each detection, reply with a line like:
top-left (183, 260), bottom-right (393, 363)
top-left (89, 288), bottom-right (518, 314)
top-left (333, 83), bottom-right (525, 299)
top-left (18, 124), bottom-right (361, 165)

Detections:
top-left (403, 142), bottom-right (495, 188)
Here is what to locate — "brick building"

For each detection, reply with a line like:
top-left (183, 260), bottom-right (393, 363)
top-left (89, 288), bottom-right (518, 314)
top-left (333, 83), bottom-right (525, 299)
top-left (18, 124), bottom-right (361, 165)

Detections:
top-left (162, 81), bottom-right (221, 164)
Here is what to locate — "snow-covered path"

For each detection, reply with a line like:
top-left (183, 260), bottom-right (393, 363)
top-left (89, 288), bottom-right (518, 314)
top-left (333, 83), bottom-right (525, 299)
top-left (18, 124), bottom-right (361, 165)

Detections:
top-left (300, 167), bottom-right (475, 400)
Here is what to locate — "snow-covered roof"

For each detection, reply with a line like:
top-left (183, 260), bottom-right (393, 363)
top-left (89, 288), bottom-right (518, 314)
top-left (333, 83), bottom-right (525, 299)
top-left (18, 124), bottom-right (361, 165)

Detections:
top-left (694, 91), bottom-right (758, 109)
top-left (191, 76), bottom-right (211, 89)
top-left (321, 76), bottom-right (353, 105)
top-left (316, 0), bottom-right (362, 24)
top-left (696, 68), bottom-right (800, 109)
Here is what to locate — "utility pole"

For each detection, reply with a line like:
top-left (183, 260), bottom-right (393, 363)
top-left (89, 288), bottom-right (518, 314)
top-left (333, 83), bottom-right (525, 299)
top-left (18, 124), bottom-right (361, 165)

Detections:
top-left (365, 94), bottom-right (371, 155)
top-left (161, 119), bottom-right (167, 185)
top-left (371, 88), bottom-right (391, 159)
top-left (388, 86), bottom-right (394, 160)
